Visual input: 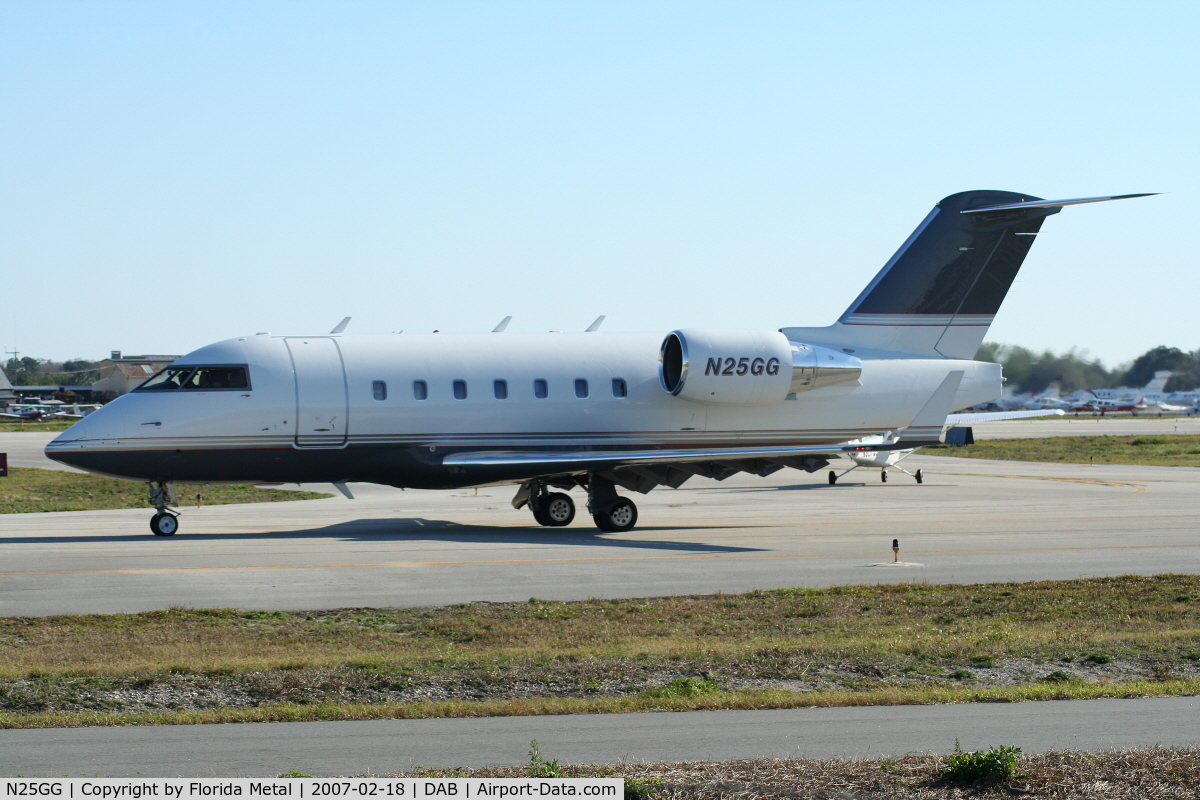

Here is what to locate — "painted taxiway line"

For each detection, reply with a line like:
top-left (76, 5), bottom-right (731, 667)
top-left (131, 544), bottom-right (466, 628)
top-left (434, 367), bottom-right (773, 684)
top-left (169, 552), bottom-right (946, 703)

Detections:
top-left (926, 471), bottom-right (1146, 498)
top-left (4, 541), bottom-right (1199, 577)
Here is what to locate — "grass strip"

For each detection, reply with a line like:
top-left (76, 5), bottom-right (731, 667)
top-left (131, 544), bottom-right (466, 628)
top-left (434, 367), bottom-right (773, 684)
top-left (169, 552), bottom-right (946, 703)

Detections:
top-left (1, 576), bottom-right (1197, 727)
top-left (0, 421), bottom-right (76, 433)
top-left (929, 433), bottom-right (1200, 467)
top-left (2, 678), bottom-right (1197, 729)
top-left (0, 466), bottom-right (332, 513)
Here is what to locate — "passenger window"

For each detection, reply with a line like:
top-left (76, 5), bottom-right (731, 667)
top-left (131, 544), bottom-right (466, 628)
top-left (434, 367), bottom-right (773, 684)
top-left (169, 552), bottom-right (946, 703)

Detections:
top-left (494, 380), bottom-right (508, 400)
top-left (533, 379), bottom-right (548, 399)
top-left (182, 366), bottom-right (249, 390)
top-left (574, 379), bottom-right (589, 399)
top-left (372, 381), bottom-right (387, 401)
top-left (413, 380), bottom-right (428, 400)
top-left (453, 380), bottom-right (467, 400)
top-left (612, 378), bottom-right (627, 398)
top-left (137, 367), bottom-right (194, 391)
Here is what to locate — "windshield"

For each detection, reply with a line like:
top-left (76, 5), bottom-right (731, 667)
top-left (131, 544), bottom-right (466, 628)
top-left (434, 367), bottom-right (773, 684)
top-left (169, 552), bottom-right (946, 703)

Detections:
top-left (137, 367), bottom-right (194, 391)
top-left (135, 365), bottom-right (250, 392)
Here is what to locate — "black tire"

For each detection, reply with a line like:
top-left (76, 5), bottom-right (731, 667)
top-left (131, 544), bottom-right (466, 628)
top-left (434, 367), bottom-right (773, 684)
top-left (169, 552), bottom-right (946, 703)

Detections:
top-left (881, 470), bottom-right (888, 483)
top-left (150, 513), bottom-right (178, 537)
top-left (593, 498), bottom-right (638, 532)
top-left (533, 492), bottom-right (575, 527)
top-left (828, 471), bottom-right (837, 485)
top-left (915, 469), bottom-right (923, 484)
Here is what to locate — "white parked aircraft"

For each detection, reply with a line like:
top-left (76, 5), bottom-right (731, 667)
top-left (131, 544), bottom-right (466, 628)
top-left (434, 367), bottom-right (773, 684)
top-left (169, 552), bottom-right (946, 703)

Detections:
top-left (45, 190), bottom-right (1154, 536)
top-left (826, 409), bottom-right (1067, 485)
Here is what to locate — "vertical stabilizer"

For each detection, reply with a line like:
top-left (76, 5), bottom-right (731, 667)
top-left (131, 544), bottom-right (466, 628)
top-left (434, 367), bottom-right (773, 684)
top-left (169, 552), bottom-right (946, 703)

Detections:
top-left (782, 191), bottom-right (1154, 359)
top-left (1144, 370), bottom-right (1173, 394)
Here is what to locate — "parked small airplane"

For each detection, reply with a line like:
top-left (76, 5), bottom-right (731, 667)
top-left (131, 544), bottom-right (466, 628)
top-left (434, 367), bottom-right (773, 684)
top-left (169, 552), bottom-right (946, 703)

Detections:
top-left (825, 409), bottom-right (1067, 484)
top-left (0, 405), bottom-right (53, 421)
top-left (45, 190), bottom-right (1154, 536)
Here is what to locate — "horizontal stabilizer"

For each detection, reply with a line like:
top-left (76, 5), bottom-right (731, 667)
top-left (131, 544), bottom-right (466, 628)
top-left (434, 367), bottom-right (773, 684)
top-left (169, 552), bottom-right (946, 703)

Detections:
top-left (961, 193), bottom-right (1157, 215)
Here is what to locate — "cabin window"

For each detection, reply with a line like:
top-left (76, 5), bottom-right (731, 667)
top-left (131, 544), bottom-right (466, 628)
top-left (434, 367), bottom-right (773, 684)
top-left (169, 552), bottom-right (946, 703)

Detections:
top-left (612, 378), bottom-right (627, 398)
top-left (494, 379), bottom-right (508, 400)
top-left (453, 380), bottom-right (468, 400)
top-left (533, 379), bottom-right (548, 399)
top-left (413, 380), bottom-right (428, 400)
top-left (574, 379), bottom-right (589, 399)
top-left (372, 381), bottom-right (387, 401)
top-left (180, 366), bottom-right (250, 391)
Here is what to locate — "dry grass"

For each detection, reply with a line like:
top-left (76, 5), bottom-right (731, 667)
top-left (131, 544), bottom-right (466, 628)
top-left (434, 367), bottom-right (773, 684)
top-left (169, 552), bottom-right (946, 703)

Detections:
top-left (2, 678), bottom-right (1198, 730)
top-left (401, 748), bottom-right (1200, 799)
top-left (0, 466), bottom-right (332, 513)
top-left (3, 575), bottom-right (1196, 677)
top-left (930, 433), bottom-right (1200, 467)
top-left (0, 420), bottom-right (76, 432)
top-left (0, 576), bottom-right (1197, 727)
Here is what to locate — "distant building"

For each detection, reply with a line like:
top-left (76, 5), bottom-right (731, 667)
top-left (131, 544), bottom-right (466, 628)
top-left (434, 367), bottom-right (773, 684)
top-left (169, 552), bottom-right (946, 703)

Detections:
top-left (92, 352), bottom-right (182, 400)
top-left (0, 365), bottom-right (15, 405)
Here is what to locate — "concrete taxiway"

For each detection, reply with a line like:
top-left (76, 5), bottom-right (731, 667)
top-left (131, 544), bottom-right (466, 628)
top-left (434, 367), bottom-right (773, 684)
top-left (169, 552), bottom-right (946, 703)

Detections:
top-left (1, 429), bottom-right (1198, 615)
top-left (1, 697), bottom-right (1197, 777)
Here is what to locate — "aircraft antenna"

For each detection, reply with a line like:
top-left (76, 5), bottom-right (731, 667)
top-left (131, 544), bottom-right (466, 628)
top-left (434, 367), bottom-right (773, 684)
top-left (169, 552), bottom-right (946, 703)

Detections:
top-left (330, 317), bottom-right (351, 334)
top-left (585, 315), bottom-right (606, 332)
top-left (492, 316), bottom-right (512, 333)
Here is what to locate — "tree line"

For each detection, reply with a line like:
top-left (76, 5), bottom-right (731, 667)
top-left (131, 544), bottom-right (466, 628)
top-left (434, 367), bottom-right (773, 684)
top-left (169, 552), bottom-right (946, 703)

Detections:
top-left (3, 357), bottom-right (100, 386)
top-left (975, 344), bottom-right (1200, 395)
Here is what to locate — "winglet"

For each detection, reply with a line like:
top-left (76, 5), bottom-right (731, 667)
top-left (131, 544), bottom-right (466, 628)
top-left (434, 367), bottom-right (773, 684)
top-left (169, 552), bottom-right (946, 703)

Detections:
top-left (898, 371), bottom-right (964, 443)
top-left (492, 316), bottom-right (512, 333)
top-left (330, 317), bottom-right (351, 334)
top-left (586, 315), bottom-right (606, 332)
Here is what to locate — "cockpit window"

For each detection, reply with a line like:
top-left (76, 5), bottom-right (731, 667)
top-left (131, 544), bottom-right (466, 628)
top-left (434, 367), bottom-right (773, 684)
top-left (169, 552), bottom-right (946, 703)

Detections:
top-left (137, 367), bottom-right (194, 391)
top-left (135, 365), bottom-right (250, 392)
top-left (183, 366), bottom-right (250, 390)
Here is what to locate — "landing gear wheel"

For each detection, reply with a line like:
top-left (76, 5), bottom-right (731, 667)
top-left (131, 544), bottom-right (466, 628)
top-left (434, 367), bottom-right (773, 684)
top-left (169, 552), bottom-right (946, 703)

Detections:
top-left (150, 513), bottom-right (178, 537)
top-left (881, 470), bottom-right (888, 483)
top-left (593, 498), bottom-right (638, 532)
top-left (915, 469), bottom-right (923, 484)
top-left (533, 492), bottom-right (575, 527)
top-left (828, 471), bottom-right (837, 485)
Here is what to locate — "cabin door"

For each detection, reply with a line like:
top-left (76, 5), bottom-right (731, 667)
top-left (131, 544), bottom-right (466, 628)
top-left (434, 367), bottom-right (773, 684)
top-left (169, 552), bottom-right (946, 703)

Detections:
top-left (285, 337), bottom-right (349, 448)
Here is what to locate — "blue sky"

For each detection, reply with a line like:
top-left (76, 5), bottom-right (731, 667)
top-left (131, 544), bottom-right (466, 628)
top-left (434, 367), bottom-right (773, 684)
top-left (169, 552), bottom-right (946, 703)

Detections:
top-left (3, 1), bottom-right (1196, 367)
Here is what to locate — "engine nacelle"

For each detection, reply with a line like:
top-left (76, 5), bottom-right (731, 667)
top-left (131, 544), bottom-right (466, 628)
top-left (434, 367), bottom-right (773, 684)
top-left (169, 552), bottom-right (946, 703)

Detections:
top-left (659, 329), bottom-right (862, 406)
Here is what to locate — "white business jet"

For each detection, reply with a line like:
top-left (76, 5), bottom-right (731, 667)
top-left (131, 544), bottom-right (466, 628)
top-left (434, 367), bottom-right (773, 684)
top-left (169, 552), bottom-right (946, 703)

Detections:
top-left (45, 190), bottom-right (1153, 536)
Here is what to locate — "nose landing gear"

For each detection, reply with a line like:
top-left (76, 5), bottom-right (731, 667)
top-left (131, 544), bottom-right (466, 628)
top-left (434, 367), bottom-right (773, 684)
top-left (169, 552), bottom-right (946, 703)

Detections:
top-left (148, 481), bottom-right (180, 537)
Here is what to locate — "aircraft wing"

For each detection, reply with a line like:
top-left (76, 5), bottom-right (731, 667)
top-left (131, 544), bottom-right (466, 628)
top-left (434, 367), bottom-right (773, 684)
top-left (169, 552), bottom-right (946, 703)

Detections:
top-left (946, 409), bottom-right (1066, 423)
top-left (441, 441), bottom-right (909, 471)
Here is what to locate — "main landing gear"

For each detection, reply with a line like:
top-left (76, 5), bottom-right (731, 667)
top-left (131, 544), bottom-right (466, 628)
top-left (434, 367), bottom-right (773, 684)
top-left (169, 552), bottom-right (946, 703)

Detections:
top-left (587, 474), bottom-right (638, 532)
top-left (148, 481), bottom-right (180, 536)
top-left (514, 481), bottom-right (576, 527)
top-left (513, 475), bottom-right (639, 532)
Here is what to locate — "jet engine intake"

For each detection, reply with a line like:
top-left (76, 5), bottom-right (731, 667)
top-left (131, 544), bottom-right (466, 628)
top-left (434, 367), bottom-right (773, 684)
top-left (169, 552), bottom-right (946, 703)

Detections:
top-left (659, 329), bottom-right (862, 406)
